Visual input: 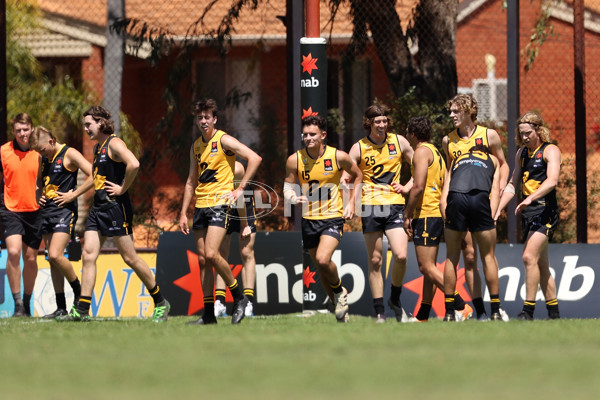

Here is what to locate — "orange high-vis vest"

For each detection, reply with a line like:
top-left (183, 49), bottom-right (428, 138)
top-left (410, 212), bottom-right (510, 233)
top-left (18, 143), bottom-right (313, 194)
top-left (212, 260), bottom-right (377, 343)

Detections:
top-left (1, 141), bottom-right (40, 212)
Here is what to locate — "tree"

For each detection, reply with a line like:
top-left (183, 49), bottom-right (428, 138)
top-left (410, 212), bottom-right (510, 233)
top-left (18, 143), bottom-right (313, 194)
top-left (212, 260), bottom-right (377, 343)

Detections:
top-left (6, 0), bottom-right (90, 144)
top-left (331, 0), bottom-right (458, 104)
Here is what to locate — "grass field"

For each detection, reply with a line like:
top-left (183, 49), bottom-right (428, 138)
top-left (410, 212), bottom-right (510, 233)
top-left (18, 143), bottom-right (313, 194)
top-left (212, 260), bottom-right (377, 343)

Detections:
top-left (2, 313), bottom-right (600, 400)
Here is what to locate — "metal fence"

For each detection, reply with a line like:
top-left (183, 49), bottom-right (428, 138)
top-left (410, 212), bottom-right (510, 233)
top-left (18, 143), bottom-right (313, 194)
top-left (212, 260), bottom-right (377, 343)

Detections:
top-left (6, 0), bottom-right (600, 244)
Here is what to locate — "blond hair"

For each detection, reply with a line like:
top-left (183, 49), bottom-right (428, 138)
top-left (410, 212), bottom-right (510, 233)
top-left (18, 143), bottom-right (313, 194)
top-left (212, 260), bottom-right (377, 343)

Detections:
top-left (516, 111), bottom-right (551, 146)
top-left (29, 126), bottom-right (55, 150)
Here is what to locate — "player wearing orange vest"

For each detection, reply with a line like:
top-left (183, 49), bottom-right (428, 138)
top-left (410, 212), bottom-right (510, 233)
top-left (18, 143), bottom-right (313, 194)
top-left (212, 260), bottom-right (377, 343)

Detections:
top-left (0, 113), bottom-right (41, 317)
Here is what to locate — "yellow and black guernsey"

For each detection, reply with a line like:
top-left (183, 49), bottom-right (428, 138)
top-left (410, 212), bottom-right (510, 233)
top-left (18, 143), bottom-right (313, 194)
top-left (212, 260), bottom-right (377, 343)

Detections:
top-left (447, 125), bottom-right (489, 162)
top-left (449, 150), bottom-right (495, 193)
top-left (193, 130), bottom-right (235, 208)
top-left (412, 143), bottom-right (445, 218)
top-left (93, 135), bottom-right (130, 206)
top-left (358, 133), bottom-right (404, 205)
top-left (41, 144), bottom-right (78, 213)
top-left (297, 145), bottom-right (343, 219)
top-left (520, 142), bottom-right (558, 211)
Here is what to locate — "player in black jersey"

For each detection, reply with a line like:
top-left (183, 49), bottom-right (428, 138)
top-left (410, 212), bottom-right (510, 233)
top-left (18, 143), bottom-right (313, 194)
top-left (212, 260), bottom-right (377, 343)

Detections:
top-left (59, 106), bottom-right (170, 322)
top-left (496, 111), bottom-right (561, 320)
top-left (442, 144), bottom-right (505, 321)
top-left (29, 126), bottom-right (93, 318)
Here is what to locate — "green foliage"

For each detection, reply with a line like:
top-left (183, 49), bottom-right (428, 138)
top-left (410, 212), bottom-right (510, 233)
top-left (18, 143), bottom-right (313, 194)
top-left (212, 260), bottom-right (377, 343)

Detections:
top-left (6, 0), bottom-right (93, 143)
top-left (521, 1), bottom-right (555, 71)
top-left (387, 87), bottom-right (454, 152)
top-left (552, 153), bottom-right (600, 244)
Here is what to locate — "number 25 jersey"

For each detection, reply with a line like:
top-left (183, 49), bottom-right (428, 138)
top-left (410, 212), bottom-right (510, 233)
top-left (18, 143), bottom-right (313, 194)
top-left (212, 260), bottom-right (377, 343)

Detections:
top-left (358, 133), bottom-right (404, 206)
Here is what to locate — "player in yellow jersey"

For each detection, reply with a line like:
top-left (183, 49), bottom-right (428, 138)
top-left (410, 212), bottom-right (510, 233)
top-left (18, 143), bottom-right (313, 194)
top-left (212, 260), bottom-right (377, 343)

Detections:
top-left (179, 99), bottom-right (262, 325)
top-left (495, 111), bottom-right (561, 320)
top-left (345, 104), bottom-right (412, 323)
top-left (284, 115), bottom-right (362, 322)
top-left (442, 94), bottom-right (509, 321)
top-left (403, 116), bottom-right (447, 322)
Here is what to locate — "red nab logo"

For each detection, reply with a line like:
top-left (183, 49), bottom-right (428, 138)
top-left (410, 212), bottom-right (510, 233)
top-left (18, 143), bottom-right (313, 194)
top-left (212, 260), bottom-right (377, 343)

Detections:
top-left (302, 107), bottom-right (319, 119)
top-left (211, 142), bottom-right (218, 152)
top-left (536, 152), bottom-right (542, 159)
top-left (303, 266), bottom-right (316, 288)
top-left (475, 138), bottom-right (483, 146)
top-left (388, 143), bottom-right (397, 155)
top-left (57, 159), bottom-right (62, 165)
top-left (301, 53), bottom-right (319, 75)
top-left (102, 148), bottom-right (106, 154)
top-left (324, 159), bottom-right (333, 171)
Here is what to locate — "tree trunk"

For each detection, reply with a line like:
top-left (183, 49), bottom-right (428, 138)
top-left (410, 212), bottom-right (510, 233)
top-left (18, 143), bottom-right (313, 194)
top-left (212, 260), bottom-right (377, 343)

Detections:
top-left (350, 0), bottom-right (457, 104)
top-left (412, 0), bottom-right (458, 103)
top-left (353, 0), bottom-right (414, 97)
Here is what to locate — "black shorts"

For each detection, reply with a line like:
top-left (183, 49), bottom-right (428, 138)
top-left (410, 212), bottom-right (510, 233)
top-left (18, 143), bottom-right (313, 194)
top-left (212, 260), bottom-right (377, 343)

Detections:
top-left (412, 217), bottom-right (443, 246)
top-left (227, 199), bottom-right (257, 234)
top-left (86, 200), bottom-right (133, 237)
top-left (0, 208), bottom-right (42, 249)
top-left (361, 204), bottom-right (405, 233)
top-left (41, 204), bottom-right (77, 235)
top-left (522, 206), bottom-right (559, 241)
top-left (192, 205), bottom-right (231, 230)
top-left (301, 217), bottom-right (344, 250)
top-left (445, 190), bottom-right (495, 232)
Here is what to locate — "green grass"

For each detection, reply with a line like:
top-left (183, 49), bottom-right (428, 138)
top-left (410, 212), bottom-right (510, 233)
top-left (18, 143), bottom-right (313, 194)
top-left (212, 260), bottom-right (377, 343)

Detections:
top-left (2, 314), bottom-right (600, 399)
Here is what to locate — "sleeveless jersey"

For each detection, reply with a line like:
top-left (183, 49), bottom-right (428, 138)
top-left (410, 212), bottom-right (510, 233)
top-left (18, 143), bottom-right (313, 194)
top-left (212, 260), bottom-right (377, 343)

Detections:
top-left (447, 125), bottom-right (489, 162)
top-left (0, 140), bottom-right (40, 212)
top-left (41, 144), bottom-right (78, 212)
top-left (193, 130), bottom-right (235, 208)
top-left (297, 145), bottom-right (343, 220)
top-left (92, 135), bottom-right (130, 206)
top-left (412, 143), bottom-right (445, 218)
top-left (357, 133), bottom-right (405, 205)
top-left (449, 150), bottom-right (495, 194)
top-left (520, 143), bottom-right (558, 210)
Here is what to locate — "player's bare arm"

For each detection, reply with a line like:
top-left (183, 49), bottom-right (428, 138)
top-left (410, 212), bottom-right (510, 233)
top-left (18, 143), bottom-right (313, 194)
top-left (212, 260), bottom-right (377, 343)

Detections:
top-left (54, 148), bottom-right (94, 207)
top-left (489, 154), bottom-right (501, 218)
top-left (220, 134), bottom-right (262, 203)
top-left (283, 152), bottom-right (306, 205)
top-left (488, 128), bottom-right (509, 192)
top-left (340, 142), bottom-right (360, 187)
top-left (337, 150), bottom-right (363, 220)
top-left (389, 134), bottom-right (414, 195)
top-left (495, 149), bottom-right (523, 220)
top-left (403, 145), bottom-right (432, 236)
top-left (179, 145), bottom-right (199, 234)
top-left (105, 137), bottom-right (140, 197)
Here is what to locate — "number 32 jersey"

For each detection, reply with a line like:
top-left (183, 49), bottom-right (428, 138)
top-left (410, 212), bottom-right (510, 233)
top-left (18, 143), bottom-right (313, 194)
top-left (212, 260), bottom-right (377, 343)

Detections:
top-left (358, 133), bottom-right (404, 206)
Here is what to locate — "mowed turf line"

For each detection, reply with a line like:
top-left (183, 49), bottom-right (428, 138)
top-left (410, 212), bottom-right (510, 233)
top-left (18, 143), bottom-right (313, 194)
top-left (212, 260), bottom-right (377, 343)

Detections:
top-left (1, 314), bottom-right (599, 400)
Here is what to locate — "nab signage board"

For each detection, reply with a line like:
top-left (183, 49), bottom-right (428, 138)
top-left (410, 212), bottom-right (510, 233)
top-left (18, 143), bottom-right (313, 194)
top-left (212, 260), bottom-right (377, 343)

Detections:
top-left (156, 232), bottom-right (600, 319)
